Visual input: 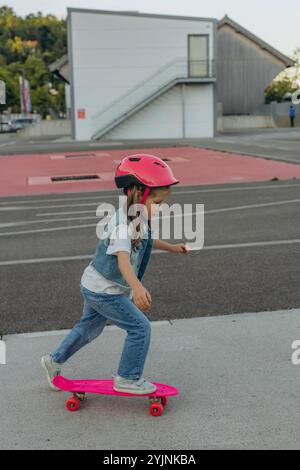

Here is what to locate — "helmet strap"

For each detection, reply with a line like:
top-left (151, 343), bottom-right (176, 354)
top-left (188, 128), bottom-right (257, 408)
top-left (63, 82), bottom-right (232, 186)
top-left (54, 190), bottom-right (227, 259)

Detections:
top-left (126, 186), bottom-right (150, 204)
top-left (140, 187), bottom-right (151, 205)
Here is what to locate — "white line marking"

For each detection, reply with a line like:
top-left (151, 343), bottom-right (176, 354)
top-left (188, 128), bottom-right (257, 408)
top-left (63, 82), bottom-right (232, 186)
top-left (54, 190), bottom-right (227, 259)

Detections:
top-left (0, 202), bottom-right (105, 211)
top-left (205, 198), bottom-right (300, 215)
top-left (0, 182), bottom-right (300, 207)
top-left (0, 223), bottom-right (97, 237)
top-left (0, 198), bottom-right (299, 235)
top-left (36, 210), bottom-right (97, 217)
top-left (1, 240), bottom-right (300, 266)
top-left (0, 215), bottom-right (100, 228)
top-left (0, 255), bottom-right (93, 265)
top-left (34, 192), bottom-right (300, 218)
top-left (202, 239), bottom-right (300, 250)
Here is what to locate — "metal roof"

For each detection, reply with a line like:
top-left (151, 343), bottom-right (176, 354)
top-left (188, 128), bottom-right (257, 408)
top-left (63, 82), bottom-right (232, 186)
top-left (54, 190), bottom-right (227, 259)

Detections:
top-left (219, 15), bottom-right (294, 67)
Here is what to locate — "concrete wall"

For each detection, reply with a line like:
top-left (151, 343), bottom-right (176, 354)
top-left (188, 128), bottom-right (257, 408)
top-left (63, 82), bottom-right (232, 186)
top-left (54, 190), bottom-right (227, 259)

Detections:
top-left (17, 120), bottom-right (71, 138)
top-left (68, 9), bottom-right (216, 140)
top-left (256, 102), bottom-right (300, 128)
top-left (221, 115), bottom-right (275, 131)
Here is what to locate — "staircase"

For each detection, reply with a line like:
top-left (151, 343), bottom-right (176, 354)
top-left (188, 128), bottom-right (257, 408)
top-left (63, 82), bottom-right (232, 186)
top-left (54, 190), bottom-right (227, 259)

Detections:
top-left (91, 58), bottom-right (215, 140)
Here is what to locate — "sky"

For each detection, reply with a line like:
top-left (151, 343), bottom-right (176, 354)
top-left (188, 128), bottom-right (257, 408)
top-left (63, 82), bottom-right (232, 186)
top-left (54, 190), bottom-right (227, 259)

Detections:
top-left (4, 0), bottom-right (300, 57)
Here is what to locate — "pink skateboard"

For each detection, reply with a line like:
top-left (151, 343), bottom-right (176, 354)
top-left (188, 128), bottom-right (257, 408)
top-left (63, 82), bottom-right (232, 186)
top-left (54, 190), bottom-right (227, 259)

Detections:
top-left (53, 375), bottom-right (179, 417)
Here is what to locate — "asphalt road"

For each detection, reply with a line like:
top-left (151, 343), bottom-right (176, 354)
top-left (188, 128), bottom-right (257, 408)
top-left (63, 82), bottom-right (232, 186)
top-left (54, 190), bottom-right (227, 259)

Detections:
top-left (1, 179), bottom-right (300, 334)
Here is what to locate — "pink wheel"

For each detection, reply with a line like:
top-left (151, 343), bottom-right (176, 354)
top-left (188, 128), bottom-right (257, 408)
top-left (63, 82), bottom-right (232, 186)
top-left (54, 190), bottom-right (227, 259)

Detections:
top-left (66, 396), bottom-right (80, 412)
top-left (149, 402), bottom-right (163, 417)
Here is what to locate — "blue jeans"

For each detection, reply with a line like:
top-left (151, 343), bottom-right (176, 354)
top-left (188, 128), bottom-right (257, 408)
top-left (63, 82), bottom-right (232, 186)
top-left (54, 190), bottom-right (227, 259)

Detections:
top-left (51, 284), bottom-right (152, 380)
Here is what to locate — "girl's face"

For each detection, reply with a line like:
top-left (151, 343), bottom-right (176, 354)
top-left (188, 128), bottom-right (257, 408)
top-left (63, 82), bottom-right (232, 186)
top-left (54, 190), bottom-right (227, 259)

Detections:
top-left (144, 188), bottom-right (171, 219)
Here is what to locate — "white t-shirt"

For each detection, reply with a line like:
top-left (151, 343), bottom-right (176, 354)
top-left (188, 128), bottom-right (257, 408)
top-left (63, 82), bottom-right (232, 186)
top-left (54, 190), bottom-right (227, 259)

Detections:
top-left (81, 208), bottom-right (148, 298)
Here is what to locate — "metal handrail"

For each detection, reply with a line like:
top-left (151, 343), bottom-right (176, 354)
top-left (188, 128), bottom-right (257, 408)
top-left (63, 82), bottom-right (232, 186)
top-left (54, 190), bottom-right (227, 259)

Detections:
top-left (91, 58), bottom-right (215, 139)
top-left (92, 57), bottom-right (182, 121)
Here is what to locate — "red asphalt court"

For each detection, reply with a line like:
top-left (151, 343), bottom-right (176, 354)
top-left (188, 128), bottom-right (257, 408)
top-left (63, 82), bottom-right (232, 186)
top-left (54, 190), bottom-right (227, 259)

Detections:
top-left (1, 146), bottom-right (300, 197)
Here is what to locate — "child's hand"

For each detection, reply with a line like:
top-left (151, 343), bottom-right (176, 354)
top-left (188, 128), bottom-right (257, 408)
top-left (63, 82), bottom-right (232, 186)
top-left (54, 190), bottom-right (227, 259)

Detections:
top-left (133, 284), bottom-right (152, 311)
top-left (169, 243), bottom-right (190, 254)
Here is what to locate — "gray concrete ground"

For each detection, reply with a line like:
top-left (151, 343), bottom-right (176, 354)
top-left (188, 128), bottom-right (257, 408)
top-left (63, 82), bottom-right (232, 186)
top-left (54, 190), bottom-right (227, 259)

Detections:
top-left (200, 128), bottom-right (300, 165)
top-left (1, 309), bottom-right (300, 450)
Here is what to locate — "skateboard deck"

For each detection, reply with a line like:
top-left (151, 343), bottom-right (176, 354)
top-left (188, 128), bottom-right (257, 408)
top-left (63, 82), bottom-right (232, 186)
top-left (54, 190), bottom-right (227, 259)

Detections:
top-left (53, 375), bottom-right (179, 417)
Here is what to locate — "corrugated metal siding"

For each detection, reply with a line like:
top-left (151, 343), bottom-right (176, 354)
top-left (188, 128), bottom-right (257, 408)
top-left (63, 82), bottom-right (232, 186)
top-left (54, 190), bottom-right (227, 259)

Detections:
top-left (217, 25), bottom-right (287, 115)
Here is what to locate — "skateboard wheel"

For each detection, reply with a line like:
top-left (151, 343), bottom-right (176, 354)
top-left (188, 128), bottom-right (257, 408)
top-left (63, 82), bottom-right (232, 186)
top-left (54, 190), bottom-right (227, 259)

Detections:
top-left (66, 397), bottom-right (80, 412)
top-left (149, 402), bottom-right (163, 417)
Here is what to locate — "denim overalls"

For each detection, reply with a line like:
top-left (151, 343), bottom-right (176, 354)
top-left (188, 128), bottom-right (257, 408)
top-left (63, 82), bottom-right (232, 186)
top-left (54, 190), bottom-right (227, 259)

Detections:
top-left (90, 207), bottom-right (154, 287)
top-left (51, 208), bottom-right (155, 380)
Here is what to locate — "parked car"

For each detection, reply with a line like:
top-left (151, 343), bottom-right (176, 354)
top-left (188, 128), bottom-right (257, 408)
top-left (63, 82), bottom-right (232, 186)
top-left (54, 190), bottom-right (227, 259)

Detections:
top-left (0, 119), bottom-right (16, 133)
top-left (11, 117), bottom-right (34, 131)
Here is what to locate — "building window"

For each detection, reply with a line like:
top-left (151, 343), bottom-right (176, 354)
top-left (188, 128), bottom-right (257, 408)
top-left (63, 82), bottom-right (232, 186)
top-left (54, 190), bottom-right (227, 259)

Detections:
top-left (188, 35), bottom-right (209, 77)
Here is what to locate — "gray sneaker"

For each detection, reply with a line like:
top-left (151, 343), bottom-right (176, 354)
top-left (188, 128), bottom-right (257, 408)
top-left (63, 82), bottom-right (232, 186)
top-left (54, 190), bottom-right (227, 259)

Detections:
top-left (41, 354), bottom-right (62, 391)
top-left (113, 374), bottom-right (157, 395)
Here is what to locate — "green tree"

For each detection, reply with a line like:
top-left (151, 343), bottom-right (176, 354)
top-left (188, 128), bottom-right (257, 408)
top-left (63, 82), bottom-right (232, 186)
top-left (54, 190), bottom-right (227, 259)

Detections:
top-left (0, 5), bottom-right (67, 115)
top-left (265, 77), bottom-right (295, 103)
top-left (265, 47), bottom-right (300, 103)
top-left (0, 67), bottom-right (19, 111)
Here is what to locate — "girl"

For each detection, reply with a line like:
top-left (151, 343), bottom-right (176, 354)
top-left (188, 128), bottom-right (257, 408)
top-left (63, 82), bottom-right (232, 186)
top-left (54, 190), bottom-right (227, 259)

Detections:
top-left (41, 154), bottom-right (189, 395)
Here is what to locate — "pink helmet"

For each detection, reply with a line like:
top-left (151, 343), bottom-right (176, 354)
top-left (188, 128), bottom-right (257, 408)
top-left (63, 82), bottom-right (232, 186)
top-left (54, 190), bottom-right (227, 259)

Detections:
top-left (115, 154), bottom-right (179, 204)
top-left (115, 154), bottom-right (179, 189)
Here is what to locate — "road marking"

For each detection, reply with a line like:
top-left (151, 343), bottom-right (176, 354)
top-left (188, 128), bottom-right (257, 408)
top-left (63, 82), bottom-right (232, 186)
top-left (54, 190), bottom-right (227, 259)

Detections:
top-left (190, 239), bottom-right (300, 257)
top-left (0, 202), bottom-right (106, 211)
top-left (205, 198), bottom-right (300, 215)
top-left (1, 182), bottom-right (300, 207)
top-left (0, 215), bottom-right (100, 228)
top-left (0, 198), bottom-right (299, 234)
top-left (0, 254), bottom-right (93, 265)
top-left (1, 239), bottom-right (300, 266)
top-left (36, 210), bottom-right (97, 216)
top-left (0, 223), bottom-right (97, 236)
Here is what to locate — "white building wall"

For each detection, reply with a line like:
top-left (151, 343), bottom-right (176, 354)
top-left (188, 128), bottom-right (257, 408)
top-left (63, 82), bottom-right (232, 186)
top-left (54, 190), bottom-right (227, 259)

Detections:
top-left (104, 84), bottom-right (214, 140)
top-left (68, 9), bottom-right (216, 140)
top-left (184, 84), bottom-right (214, 138)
